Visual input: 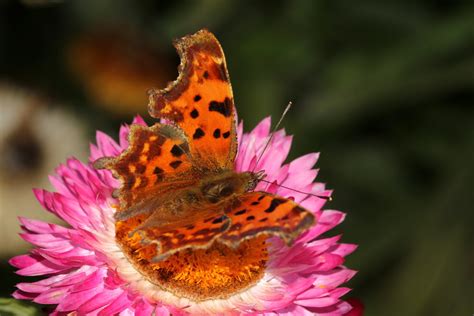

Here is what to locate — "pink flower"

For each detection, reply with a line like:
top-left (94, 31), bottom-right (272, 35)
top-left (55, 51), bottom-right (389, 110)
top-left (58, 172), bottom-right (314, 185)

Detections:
top-left (10, 116), bottom-right (357, 315)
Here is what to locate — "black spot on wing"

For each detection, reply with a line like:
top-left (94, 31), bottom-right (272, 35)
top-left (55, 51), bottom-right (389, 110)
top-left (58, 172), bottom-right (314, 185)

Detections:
top-left (170, 145), bottom-right (184, 157)
top-left (194, 95), bottom-right (202, 102)
top-left (213, 128), bottom-right (221, 138)
top-left (212, 215), bottom-right (227, 224)
top-left (264, 198), bottom-right (287, 213)
top-left (193, 128), bottom-right (205, 139)
top-left (234, 209), bottom-right (246, 216)
top-left (190, 109), bottom-right (199, 118)
top-left (203, 216), bottom-right (215, 223)
top-left (222, 131), bottom-right (230, 139)
top-left (209, 98), bottom-right (232, 117)
top-left (195, 228), bottom-right (211, 235)
top-left (153, 166), bottom-right (164, 183)
top-left (169, 160), bottom-right (182, 169)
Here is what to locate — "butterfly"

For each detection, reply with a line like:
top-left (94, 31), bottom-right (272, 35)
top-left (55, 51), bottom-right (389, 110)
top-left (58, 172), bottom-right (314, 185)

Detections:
top-left (94, 29), bottom-right (316, 263)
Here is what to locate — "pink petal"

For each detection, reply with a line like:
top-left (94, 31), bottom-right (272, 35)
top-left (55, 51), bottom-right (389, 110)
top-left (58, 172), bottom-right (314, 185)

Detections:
top-left (9, 254), bottom-right (41, 269)
top-left (294, 295), bottom-right (338, 308)
top-left (14, 255), bottom-right (71, 276)
top-left (33, 287), bottom-right (69, 304)
top-left (296, 287), bottom-right (329, 300)
top-left (134, 299), bottom-right (156, 316)
top-left (329, 287), bottom-right (352, 300)
top-left (299, 211), bottom-right (346, 243)
top-left (311, 253), bottom-right (345, 272)
top-left (288, 153), bottom-right (320, 173)
top-left (308, 300), bottom-right (353, 315)
top-left (252, 116), bottom-right (271, 137)
top-left (285, 276), bottom-right (316, 296)
top-left (19, 217), bottom-right (69, 235)
top-left (331, 243), bottom-right (358, 257)
top-left (12, 290), bottom-right (38, 300)
top-left (16, 282), bottom-right (49, 293)
top-left (97, 291), bottom-right (132, 316)
top-left (9, 116), bottom-right (357, 316)
top-left (76, 289), bottom-right (124, 314)
top-left (57, 285), bottom-right (104, 311)
top-left (314, 268), bottom-right (358, 289)
top-left (89, 143), bottom-right (103, 162)
top-left (96, 131), bottom-right (121, 157)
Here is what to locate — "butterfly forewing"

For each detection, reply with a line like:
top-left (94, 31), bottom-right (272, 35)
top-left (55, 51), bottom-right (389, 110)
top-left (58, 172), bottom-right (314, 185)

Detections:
top-left (148, 29), bottom-right (237, 170)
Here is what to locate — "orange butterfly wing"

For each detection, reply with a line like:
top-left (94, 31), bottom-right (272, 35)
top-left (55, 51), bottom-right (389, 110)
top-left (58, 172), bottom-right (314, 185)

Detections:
top-left (148, 29), bottom-right (237, 170)
top-left (131, 209), bottom-right (231, 262)
top-left (220, 192), bottom-right (315, 247)
top-left (95, 30), bottom-right (316, 265)
top-left (94, 123), bottom-right (197, 219)
top-left (95, 30), bottom-right (241, 262)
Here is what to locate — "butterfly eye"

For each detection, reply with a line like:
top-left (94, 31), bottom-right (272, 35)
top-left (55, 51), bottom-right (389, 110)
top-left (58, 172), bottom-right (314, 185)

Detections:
top-left (219, 185), bottom-right (233, 197)
top-left (202, 181), bottom-right (235, 203)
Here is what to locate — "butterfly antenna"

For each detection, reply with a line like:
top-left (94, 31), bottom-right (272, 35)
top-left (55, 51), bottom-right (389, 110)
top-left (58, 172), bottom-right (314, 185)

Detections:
top-left (258, 179), bottom-right (332, 201)
top-left (252, 101), bottom-right (293, 172)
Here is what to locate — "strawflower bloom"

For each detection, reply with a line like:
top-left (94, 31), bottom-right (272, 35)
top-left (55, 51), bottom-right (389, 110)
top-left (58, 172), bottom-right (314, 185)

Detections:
top-left (11, 116), bottom-right (358, 315)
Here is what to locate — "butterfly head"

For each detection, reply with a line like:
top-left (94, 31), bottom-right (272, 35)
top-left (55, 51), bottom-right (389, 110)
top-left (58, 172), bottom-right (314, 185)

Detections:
top-left (244, 170), bottom-right (266, 192)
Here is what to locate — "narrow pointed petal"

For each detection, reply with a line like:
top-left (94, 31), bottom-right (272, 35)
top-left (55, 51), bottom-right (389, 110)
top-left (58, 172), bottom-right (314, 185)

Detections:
top-left (10, 116), bottom-right (356, 315)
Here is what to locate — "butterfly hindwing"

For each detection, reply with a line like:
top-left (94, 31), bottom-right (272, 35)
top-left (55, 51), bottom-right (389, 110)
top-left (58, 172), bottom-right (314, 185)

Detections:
top-left (220, 192), bottom-right (315, 247)
top-left (148, 29), bottom-right (237, 170)
top-left (118, 208), bottom-right (230, 262)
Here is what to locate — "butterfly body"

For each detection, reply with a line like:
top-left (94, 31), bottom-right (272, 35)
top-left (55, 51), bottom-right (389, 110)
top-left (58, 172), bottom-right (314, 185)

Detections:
top-left (95, 29), bottom-right (317, 263)
top-left (199, 170), bottom-right (261, 203)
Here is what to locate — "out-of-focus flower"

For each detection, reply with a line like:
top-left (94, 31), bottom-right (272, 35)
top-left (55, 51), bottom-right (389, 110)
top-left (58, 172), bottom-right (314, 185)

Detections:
top-left (0, 83), bottom-right (87, 255)
top-left (67, 31), bottom-right (175, 116)
top-left (11, 116), bottom-right (357, 315)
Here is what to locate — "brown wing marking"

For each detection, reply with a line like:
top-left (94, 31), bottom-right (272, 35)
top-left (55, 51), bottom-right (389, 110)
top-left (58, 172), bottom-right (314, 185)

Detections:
top-left (94, 123), bottom-right (197, 214)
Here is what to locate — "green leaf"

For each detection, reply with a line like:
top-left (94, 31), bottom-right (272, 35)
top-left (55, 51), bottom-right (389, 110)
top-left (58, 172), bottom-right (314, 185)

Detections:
top-left (0, 298), bottom-right (43, 316)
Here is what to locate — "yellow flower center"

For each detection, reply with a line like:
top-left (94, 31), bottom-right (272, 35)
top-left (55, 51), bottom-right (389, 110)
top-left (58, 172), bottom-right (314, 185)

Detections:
top-left (118, 229), bottom-right (267, 301)
top-left (148, 236), bottom-right (268, 301)
top-left (116, 215), bottom-right (269, 301)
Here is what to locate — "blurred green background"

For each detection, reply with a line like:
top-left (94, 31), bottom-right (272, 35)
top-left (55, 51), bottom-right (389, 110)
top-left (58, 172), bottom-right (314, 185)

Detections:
top-left (0, 1), bottom-right (473, 315)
